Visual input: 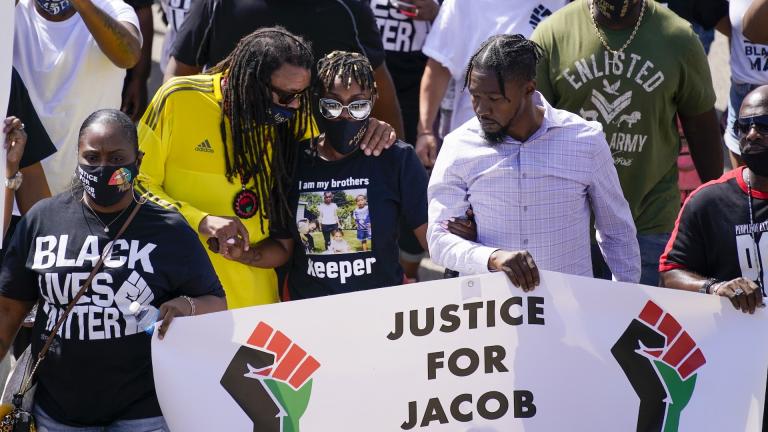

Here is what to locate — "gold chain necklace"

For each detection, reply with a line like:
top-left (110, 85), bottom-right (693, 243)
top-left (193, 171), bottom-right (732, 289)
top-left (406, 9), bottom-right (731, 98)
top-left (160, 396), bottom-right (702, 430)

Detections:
top-left (589, 0), bottom-right (646, 55)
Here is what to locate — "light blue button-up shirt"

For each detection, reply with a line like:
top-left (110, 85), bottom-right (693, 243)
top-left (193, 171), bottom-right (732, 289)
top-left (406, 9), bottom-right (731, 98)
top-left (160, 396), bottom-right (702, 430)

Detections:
top-left (427, 92), bottom-right (641, 282)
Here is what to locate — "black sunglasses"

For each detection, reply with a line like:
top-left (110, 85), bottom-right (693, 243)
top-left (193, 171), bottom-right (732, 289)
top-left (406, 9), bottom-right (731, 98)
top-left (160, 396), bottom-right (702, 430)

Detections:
top-left (269, 85), bottom-right (308, 105)
top-left (734, 114), bottom-right (768, 137)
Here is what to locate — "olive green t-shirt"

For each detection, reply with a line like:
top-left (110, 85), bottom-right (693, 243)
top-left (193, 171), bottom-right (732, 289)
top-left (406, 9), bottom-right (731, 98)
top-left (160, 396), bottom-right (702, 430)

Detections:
top-left (532, 0), bottom-right (715, 234)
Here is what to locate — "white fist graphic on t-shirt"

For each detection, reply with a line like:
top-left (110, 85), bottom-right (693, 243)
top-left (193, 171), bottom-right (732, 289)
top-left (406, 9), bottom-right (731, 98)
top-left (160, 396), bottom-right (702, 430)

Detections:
top-left (114, 271), bottom-right (155, 335)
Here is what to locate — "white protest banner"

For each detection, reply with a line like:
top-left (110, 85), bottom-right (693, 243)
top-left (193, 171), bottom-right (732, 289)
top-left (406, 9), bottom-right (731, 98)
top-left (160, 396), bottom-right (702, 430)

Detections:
top-left (152, 271), bottom-right (768, 431)
top-left (0, 2), bottom-right (13, 247)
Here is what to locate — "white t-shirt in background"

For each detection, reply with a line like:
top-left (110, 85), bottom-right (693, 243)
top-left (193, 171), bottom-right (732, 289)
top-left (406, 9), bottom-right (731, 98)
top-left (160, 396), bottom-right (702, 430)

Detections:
top-left (422, 0), bottom-right (567, 132)
top-left (13, 0), bottom-right (140, 194)
top-left (729, 0), bottom-right (768, 85)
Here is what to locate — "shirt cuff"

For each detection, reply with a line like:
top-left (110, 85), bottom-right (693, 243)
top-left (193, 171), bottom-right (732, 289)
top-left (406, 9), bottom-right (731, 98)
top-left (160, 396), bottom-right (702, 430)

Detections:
top-left (182, 208), bottom-right (210, 235)
top-left (466, 246), bottom-right (499, 275)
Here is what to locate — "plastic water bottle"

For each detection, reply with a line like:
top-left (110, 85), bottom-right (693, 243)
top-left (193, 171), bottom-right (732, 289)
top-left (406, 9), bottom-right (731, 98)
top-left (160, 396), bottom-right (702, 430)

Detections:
top-left (129, 301), bottom-right (159, 335)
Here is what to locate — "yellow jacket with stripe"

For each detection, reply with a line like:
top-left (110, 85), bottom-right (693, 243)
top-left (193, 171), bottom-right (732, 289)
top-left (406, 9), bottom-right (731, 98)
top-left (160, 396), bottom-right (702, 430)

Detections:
top-left (136, 73), bottom-right (312, 308)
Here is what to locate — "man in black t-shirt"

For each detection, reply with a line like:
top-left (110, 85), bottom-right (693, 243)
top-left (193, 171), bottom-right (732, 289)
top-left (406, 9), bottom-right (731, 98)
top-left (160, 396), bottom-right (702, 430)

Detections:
top-left (660, 86), bottom-right (768, 432)
top-left (367, 0), bottom-right (442, 282)
top-left (166, 0), bottom-right (405, 139)
top-left (659, 86), bottom-right (768, 312)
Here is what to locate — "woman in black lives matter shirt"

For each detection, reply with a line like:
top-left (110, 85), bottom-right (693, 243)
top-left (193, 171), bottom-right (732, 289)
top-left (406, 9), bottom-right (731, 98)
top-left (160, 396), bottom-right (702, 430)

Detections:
top-left (226, 51), bottom-right (429, 299)
top-left (0, 109), bottom-right (226, 430)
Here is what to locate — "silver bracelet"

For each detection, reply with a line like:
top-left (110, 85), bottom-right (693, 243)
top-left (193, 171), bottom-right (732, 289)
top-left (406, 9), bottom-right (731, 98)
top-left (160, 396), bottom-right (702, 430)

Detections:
top-left (181, 295), bottom-right (196, 316)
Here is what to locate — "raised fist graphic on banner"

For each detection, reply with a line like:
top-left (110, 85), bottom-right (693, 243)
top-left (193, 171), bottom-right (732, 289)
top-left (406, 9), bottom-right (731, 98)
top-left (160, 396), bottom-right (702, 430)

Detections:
top-left (221, 322), bottom-right (321, 432)
top-left (612, 301), bottom-right (706, 432)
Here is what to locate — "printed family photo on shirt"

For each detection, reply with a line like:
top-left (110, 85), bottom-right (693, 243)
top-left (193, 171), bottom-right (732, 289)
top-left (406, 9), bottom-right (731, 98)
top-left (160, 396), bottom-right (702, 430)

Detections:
top-left (296, 189), bottom-right (372, 255)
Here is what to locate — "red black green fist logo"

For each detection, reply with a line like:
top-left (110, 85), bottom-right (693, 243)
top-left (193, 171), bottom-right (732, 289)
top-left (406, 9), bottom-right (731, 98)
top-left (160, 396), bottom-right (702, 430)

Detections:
top-left (612, 301), bottom-right (706, 432)
top-left (221, 322), bottom-right (321, 432)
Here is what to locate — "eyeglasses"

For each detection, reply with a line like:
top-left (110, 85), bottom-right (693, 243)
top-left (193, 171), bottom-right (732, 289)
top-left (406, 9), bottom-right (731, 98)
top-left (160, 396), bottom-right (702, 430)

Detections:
top-left (734, 115), bottom-right (768, 137)
top-left (319, 98), bottom-right (373, 120)
top-left (269, 85), bottom-right (307, 105)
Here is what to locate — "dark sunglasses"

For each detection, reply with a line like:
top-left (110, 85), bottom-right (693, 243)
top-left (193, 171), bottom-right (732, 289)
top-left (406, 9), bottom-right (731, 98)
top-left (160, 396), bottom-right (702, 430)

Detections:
top-left (269, 85), bottom-right (308, 105)
top-left (734, 115), bottom-right (768, 137)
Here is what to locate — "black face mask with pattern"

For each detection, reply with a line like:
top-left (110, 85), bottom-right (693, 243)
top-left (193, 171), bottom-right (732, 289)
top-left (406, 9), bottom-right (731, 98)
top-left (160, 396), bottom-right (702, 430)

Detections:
top-left (321, 118), bottom-right (369, 155)
top-left (78, 163), bottom-right (137, 207)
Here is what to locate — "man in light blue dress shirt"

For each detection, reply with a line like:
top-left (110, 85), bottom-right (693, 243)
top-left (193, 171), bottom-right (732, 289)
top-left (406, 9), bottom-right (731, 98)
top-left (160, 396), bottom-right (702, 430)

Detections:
top-left (427, 34), bottom-right (640, 290)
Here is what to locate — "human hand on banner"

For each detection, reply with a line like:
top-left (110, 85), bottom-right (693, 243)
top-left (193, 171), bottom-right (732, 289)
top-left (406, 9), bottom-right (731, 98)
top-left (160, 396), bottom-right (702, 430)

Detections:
top-left (611, 301), bottom-right (706, 432)
top-left (220, 322), bottom-right (320, 432)
top-left (488, 250), bottom-right (540, 292)
top-left (156, 296), bottom-right (192, 340)
top-left (710, 277), bottom-right (764, 314)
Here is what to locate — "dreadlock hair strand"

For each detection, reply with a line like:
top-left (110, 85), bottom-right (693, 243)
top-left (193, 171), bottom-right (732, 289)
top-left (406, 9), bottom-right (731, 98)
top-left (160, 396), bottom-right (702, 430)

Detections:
top-left (463, 34), bottom-right (544, 97)
top-left (208, 26), bottom-right (315, 233)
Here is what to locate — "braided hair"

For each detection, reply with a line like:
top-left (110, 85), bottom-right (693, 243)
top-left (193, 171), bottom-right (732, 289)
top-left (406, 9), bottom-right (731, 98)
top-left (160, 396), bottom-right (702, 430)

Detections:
top-left (317, 51), bottom-right (377, 98)
top-left (208, 26), bottom-right (315, 233)
top-left (463, 34), bottom-right (543, 97)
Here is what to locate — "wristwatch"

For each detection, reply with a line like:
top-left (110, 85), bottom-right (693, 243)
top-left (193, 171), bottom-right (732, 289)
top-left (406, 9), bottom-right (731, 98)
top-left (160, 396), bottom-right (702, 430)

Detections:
top-left (5, 170), bottom-right (22, 191)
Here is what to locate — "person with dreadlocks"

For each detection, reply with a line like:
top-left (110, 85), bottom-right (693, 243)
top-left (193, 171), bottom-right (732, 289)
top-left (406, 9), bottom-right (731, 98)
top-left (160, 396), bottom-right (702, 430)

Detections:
top-left (136, 28), bottom-right (395, 309)
top-left (239, 50), bottom-right (428, 299)
top-left (427, 34), bottom-right (640, 291)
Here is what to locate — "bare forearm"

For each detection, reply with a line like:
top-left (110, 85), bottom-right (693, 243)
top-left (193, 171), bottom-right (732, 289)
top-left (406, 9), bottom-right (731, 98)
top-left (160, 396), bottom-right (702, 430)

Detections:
top-left (0, 297), bottom-right (34, 361)
top-left (418, 59), bottom-right (451, 134)
top-left (659, 269), bottom-right (706, 292)
top-left (163, 57), bottom-right (203, 82)
top-left (236, 237), bottom-right (293, 268)
top-left (71, 0), bottom-right (141, 68)
top-left (131, 5), bottom-right (154, 81)
top-left (3, 187), bottom-right (13, 238)
top-left (16, 163), bottom-right (51, 214)
top-left (715, 14), bottom-right (731, 38)
top-left (680, 109), bottom-right (725, 182)
top-left (744, 0), bottom-right (768, 43)
top-left (4, 160), bottom-right (21, 237)
top-left (413, 223), bottom-right (428, 251)
top-left (372, 64), bottom-right (405, 138)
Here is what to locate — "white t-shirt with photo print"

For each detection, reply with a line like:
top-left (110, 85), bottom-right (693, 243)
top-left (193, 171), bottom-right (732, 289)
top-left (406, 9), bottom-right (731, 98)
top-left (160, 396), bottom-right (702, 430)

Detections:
top-left (422, 0), bottom-right (568, 131)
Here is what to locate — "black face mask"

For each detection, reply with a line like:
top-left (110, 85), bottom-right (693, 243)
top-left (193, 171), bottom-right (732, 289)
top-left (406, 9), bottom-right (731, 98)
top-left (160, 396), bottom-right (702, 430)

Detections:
top-left (78, 163), bottom-right (138, 207)
top-left (595, 0), bottom-right (635, 19)
top-left (743, 150), bottom-right (768, 177)
top-left (321, 118), bottom-right (369, 155)
top-left (266, 104), bottom-right (296, 125)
